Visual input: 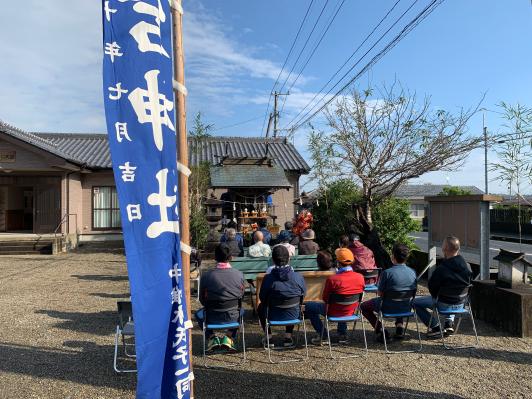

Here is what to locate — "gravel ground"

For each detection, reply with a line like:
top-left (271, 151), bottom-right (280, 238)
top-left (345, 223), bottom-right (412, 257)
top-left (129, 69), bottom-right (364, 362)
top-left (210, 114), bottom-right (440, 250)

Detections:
top-left (0, 252), bottom-right (530, 399)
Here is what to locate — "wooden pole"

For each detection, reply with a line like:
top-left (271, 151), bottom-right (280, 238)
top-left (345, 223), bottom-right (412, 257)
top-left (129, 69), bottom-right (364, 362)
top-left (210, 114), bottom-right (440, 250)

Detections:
top-left (171, 0), bottom-right (193, 393)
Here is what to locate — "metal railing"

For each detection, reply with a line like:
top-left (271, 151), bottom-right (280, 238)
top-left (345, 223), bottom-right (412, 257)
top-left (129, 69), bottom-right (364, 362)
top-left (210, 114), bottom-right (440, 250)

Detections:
top-left (53, 213), bottom-right (78, 239)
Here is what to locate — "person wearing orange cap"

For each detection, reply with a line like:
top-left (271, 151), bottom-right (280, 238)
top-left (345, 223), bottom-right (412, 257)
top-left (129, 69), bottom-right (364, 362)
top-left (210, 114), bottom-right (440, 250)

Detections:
top-left (304, 247), bottom-right (365, 345)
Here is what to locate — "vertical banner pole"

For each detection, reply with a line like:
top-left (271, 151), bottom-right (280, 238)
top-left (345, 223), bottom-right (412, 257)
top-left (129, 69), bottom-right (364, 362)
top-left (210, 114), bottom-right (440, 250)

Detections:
top-left (171, 0), bottom-right (193, 391)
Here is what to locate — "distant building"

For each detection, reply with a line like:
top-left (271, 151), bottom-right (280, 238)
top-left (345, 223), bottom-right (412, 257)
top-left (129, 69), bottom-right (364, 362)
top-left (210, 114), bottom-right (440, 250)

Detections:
top-left (394, 184), bottom-right (484, 223)
top-left (0, 121), bottom-right (309, 244)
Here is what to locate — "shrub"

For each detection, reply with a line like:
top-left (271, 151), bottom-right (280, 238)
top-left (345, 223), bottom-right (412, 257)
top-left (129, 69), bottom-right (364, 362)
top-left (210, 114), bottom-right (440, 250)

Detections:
top-left (373, 198), bottom-right (420, 251)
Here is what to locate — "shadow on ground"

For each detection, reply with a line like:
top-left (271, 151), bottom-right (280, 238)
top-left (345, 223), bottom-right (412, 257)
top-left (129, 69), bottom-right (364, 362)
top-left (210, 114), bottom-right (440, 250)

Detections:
top-left (0, 341), bottom-right (135, 391)
top-left (193, 367), bottom-right (465, 399)
top-left (35, 309), bottom-right (117, 336)
top-left (71, 274), bottom-right (129, 282)
top-left (90, 292), bottom-right (131, 299)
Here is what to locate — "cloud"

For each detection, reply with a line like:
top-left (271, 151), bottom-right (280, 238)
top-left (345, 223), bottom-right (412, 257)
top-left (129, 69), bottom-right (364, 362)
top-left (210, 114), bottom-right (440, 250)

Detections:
top-left (183, 2), bottom-right (310, 117)
top-left (0, 1), bottom-right (104, 132)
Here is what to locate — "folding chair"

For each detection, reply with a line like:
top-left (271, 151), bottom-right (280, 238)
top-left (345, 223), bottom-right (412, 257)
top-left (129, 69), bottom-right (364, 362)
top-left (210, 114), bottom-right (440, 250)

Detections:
top-left (201, 298), bottom-right (246, 368)
top-left (113, 301), bottom-right (137, 373)
top-left (323, 292), bottom-right (368, 359)
top-left (360, 268), bottom-right (381, 294)
top-left (264, 295), bottom-right (309, 364)
top-left (428, 285), bottom-right (479, 350)
top-left (378, 289), bottom-right (422, 354)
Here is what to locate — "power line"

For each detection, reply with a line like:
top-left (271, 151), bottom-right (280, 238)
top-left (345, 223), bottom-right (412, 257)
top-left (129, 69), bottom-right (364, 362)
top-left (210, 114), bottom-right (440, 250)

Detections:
top-left (283, 0), bottom-right (403, 129)
top-left (260, 0), bottom-right (315, 136)
top-left (287, 0), bottom-right (423, 131)
top-left (289, 0), bottom-right (445, 132)
top-left (213, 116), bottom-right (264, 132)
top-left (279, 0), bottom-right (347, 119)
top-left (277, 0), bottom-right (331, 95)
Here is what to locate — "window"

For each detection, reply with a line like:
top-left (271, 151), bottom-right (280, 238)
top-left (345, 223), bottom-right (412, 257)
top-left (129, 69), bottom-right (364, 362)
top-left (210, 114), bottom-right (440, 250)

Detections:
top-left (92, 186), bottom-right (121, 229)
top-left (409, 203), bottom-right (425, 217)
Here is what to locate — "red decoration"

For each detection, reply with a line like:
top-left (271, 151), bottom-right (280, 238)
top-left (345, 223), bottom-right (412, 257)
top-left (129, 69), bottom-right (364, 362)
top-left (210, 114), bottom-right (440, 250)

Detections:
top-left (293, 209), bottom-right (313, 236)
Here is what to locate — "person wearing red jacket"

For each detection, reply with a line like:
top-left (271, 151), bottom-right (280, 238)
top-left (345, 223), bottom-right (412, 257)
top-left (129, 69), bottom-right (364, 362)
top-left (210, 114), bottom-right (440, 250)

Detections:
top-left (304, 248), bottom-right (365, 345)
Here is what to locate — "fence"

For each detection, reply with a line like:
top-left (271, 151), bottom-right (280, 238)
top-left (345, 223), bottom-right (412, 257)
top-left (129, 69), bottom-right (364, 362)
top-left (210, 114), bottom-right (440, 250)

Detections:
top-left (490, 208), bottom-right (532, 236)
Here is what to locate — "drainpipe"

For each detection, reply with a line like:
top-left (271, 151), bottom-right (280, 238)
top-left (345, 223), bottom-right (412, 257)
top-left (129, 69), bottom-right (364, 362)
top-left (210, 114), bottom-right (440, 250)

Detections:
top-left (65, 163), bottom-right (86, 239)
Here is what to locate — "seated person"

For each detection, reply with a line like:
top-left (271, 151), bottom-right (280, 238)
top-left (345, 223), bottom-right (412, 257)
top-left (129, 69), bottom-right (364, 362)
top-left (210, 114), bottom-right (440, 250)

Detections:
top-left (258, 218), bottom-right (272, 245)
top-left (258, 245), bottom-right (306, 347)
top-left (224, 228), bottom-right (244, 257)
top-left (348, 233), bottom-right (378, 283)
top-left (298, 229), bottom-right (319, 255)
top-left (277, 230), bottom-right (296, 256)
top-left (220, 221), bottom-right (244, 252)
top-left (280, 221), bottom-right (298, 246)
top-left (196, 243), bottom-right (245, 352)
top-left (305, 248), bottom-right (365, 344)
top-left (413, 236), bottom-right (472, 338)
top-left (248, 231), bottom-right (272, 258)
top-left (317, 250), bottom-right (334, 271)
top-left (338, 235), bottom-right (350, 248)
top-left (360, 243), bottom-right (417, 343)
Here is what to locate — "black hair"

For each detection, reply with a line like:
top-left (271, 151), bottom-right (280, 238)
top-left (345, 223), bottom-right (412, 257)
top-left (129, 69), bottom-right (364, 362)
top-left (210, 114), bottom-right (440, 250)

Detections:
top-left (215, 243), bottom-right (232, 263)
top-left (392, 243), bottom-right (410, 264)
top-left (284, 221), bottom-right (293, 230)
top-left (258, 218), bottom-right (267, 228)
top-left (339, 235), bottom-right (349, 248)
top-left (317, 250), bottom-right (333, 271)
top-left (272, 245), bottom-right (290, 266)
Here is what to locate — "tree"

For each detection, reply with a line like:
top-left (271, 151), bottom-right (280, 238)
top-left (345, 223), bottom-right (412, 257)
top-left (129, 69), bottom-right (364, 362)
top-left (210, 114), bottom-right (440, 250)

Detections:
top-left (188, 112), bottom-right (213, 249)
top-left (312, 179), bottom-right (362, 250)
top-left (372, 198), bottom-right (420, 251)
top-left (308, 84), bottom-right (484, 223)
top-left (490, 102), bottom-right (532, 246)
top-left (312, 180), bottom-right (419, 254)
top-left (438, 186), bottom-right (472, 196)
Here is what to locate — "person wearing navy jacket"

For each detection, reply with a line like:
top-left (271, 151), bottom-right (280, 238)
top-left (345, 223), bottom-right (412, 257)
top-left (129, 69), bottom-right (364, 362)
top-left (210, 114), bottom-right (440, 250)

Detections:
top-left (258, 245), bottom-right (306, 348)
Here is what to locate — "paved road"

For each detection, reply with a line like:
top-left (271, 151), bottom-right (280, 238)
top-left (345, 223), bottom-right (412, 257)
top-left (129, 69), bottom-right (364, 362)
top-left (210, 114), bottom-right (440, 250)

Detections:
top-left (410, 231), bottom-right (532, 266)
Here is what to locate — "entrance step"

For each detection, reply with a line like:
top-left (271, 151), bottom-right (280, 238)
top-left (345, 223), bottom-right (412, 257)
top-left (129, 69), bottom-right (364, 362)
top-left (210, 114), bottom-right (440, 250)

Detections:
top-left (0, 237), bottom-right (64, 255)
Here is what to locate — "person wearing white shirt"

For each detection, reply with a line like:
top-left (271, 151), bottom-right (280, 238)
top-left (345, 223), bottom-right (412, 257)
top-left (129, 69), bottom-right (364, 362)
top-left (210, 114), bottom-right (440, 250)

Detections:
top-left (248, 231), bottom-right (272, 258)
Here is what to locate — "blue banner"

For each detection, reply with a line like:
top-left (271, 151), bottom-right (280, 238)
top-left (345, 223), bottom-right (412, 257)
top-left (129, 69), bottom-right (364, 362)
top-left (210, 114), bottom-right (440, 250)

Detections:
top-left (101, 1), bottom-right (192, 398)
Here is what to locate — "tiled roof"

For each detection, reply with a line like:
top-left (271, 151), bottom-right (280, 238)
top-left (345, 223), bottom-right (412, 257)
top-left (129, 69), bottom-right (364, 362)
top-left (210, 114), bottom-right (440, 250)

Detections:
top-left (395, 184), bottom-right (484, 198)
top-left (0, 122), bottom-right (310, 173)
top-left (210, 164), bottom-right (292, 188)
top-left (36, 133), bottom-right (111, 168)
top-left (189, 136), bottom-right (310, 173)
top-left (0, 120), bottom-right (77, 162)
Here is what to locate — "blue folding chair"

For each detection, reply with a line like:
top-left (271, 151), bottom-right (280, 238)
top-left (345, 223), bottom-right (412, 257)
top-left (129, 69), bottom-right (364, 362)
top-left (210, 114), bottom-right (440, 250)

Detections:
top-left (378, 289), bottom-right (422, 354)
top-left (264, 295), bottom-right (309, 364)
top-left (359, 268), bottom-right (381, 294)
top-left (323, 292), bottom-right (368, 359)
top-left (201, 299), bottom-right (246, 367)
top-left (428, 285), bottom-right (479, 350)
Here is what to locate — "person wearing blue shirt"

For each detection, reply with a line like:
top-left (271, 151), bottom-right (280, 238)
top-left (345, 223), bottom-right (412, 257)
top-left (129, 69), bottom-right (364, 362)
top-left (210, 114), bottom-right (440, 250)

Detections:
top-left (257, 218), bottom-right (272, 245)
top-left (360, 243), bottom-right (417, 343)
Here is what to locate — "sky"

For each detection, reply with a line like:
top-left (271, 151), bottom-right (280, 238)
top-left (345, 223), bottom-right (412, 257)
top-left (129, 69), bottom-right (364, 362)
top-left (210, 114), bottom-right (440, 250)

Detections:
top-left (0, 0), bottom-right (531, 194)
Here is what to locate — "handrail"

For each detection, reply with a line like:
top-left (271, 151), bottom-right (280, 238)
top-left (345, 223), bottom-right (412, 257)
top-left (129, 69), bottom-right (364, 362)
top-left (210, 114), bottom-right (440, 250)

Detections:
top-left (53, 213), bottom-right (78, 238)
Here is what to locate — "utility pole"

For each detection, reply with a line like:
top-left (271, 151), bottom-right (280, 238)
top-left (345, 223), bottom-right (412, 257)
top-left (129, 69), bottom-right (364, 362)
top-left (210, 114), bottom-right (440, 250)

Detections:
top-left (484, 125), bottom-right (488, 194)
top-left (272, 91), bottom-right (289, 137)
top-left (171, 0), bottom-right (193, 392)
top-left (483, 112), bottom-right (488, 194)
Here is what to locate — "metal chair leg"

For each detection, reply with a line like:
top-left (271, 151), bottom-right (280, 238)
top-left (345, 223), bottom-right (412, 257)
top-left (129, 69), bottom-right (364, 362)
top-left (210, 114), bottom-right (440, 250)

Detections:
top-left (265, 320), bottom-right (307, 364)
top-left (113, 326), bottom-right (136, 373)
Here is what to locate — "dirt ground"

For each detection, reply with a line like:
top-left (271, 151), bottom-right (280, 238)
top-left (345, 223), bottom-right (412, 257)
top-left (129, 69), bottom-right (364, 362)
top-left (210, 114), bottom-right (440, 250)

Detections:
top-left (0, 251), bottom-right (530, 399)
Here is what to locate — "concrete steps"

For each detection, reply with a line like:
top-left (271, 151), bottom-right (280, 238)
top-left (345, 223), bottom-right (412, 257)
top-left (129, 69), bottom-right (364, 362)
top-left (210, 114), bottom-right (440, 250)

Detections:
top-left (0, 238), bottom-right (64, 255)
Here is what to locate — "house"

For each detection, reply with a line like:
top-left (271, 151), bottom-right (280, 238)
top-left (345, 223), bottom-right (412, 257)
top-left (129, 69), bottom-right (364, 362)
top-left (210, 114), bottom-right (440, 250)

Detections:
top-left (0, 121), bottom-right (309, 246)
top-left (394, 183), bottom-right (484, 223)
